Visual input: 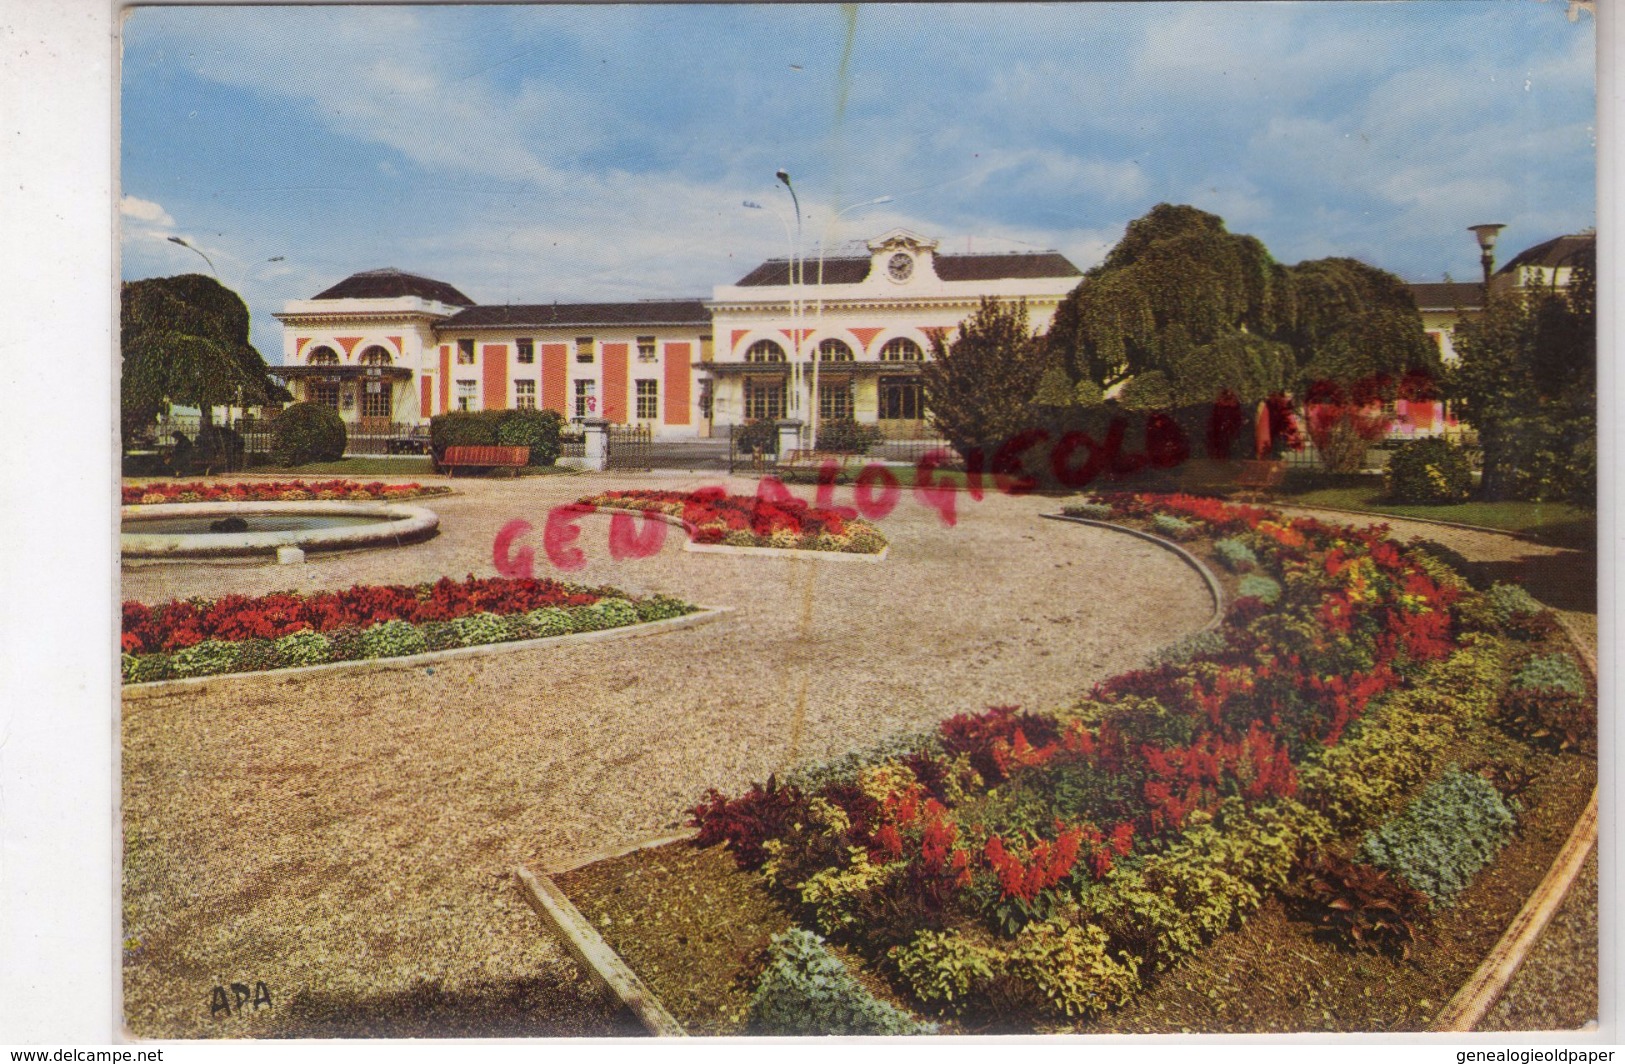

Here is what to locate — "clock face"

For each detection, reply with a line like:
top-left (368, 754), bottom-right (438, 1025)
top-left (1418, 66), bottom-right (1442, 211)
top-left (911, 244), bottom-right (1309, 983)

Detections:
top-left (887, 252), bottom-right (915, 282)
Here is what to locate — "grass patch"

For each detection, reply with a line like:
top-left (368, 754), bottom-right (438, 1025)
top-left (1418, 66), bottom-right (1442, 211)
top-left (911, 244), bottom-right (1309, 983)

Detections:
top-left (248, 456), bottom-right (437, 477)
top-left (1276, 473), bottom-right (1593, 550)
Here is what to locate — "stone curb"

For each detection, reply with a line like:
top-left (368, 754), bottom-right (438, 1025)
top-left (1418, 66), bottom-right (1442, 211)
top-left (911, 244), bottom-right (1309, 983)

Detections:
top-left (1039, 513), bottom-right (1226, 631)
top-left (587, 505), bottom-right (889, 563)
top-left (121, 500), bottom-right (441, 558)
top-left (121, 607), bottom-right (730, 700)
top-left (542, 828), bottom-right (700, 877)
top-left (515, 866), bottom-right (686, 1038)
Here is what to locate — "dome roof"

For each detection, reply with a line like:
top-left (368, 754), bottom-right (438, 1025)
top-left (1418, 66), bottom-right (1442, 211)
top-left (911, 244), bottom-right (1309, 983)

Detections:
top-left (311, 268), bottom-right (474, 306)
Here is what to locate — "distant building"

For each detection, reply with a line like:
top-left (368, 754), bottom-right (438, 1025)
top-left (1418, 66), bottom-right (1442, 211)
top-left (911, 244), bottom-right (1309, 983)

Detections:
top-left (275, 232), bottom-right (1084, 438)
top-left (1396, 229), bottom-right (1594, 439)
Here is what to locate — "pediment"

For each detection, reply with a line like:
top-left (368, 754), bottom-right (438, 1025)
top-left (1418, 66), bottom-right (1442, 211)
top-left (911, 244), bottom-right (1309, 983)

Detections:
top-left (866, 228), bottom-right (939, 254)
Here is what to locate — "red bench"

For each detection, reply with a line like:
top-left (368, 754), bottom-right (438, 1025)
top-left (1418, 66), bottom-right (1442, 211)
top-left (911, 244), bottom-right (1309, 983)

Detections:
top-left (440, 444), bottom-right (530, 477)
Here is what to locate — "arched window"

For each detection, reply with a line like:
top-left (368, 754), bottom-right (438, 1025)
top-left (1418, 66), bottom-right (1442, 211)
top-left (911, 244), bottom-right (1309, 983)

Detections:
top-left (745, 339), bottom-right (786, 363)
top-left (307, 345), bottom-right (340, 365)
top-left (880, 337), bottom-right (923, 362)
top-left (817, 338), bottom-right (854, 362)
top-left (358, 345), bottom-right (392, 366)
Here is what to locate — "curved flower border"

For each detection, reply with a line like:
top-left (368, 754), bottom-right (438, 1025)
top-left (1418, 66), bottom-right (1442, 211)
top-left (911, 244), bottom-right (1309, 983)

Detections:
top-left (123, 479), bottom-right (447, 505)
top-left (578, 488), bottom-right (887, 555)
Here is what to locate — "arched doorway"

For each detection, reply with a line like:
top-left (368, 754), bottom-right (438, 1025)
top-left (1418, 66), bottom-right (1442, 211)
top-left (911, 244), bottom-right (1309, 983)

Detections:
top-left (357, 346), bottom-right (394, 427)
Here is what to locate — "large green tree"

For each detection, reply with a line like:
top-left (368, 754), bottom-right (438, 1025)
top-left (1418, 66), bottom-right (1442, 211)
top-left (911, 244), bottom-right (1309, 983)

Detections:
top-left (1044, 204), bottom-right (1439, 411)
top-left (120, 273), bottom-right (286, 445)
top-left (1447, 246), bottom-right (1595, 503)
top-left (920, 297), bottom-right (1048, 455)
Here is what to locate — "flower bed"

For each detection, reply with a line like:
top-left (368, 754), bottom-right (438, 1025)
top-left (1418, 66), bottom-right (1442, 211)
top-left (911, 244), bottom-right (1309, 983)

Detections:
top-left (674, 493), bottom-right (1591, 1031)
top-left (120, 575), bottom-right (696, 683)
top-left (122, 479), bottom-right (444, 505)
top-left (577, 488), bottom-right (887, 554)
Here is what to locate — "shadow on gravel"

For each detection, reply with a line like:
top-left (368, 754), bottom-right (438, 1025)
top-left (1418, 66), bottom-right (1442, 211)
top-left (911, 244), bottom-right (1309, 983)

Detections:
top-left (272, 977), bottom-right (648, 1038)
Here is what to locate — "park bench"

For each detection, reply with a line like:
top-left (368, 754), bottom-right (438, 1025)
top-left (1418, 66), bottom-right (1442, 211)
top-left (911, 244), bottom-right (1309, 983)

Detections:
top-left (439, 444), bottom-right (530, 477)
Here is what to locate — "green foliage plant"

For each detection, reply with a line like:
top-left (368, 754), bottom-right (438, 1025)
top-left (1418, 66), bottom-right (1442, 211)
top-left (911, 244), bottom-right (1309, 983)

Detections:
top-left (123, 652), bottom-right (174, 684)
top-left (274, 630), bottom-right (331, 667)
top-left (1357, 767), bottom-right (1515, 905)
top-left (1148, 628), bottom-right (1229, 668)
top-left (1151, 514), bottom-right (1195, 539)
top-left (1004, 919), bottom-right (1142, 1019)
top-left (525, 606), bottom-right (575, 637)
top-left (748, 928), bottom-right (937, 1036)
top-left (1236, 574), bottom-right (1282, 605)
top-left (272, 402), bottom-right (347, 466)
top-left (1385, 437), bottom-right (1474, 504)
top-left (170, 639), bottom-right (240, 678)
top-left (1213, 537), bottom-right (1258, 573)
top-left (359, 619), bottom-right (428, 659)
top-left (452, 611), bottom-right (508, 647)
top-left (890, 929), bottom-right (1002, 1016)
top-left (1062, 501), bottom-right (1114, 520)
top-left (494, 407), bottom-right (566, 465)
top-left (814, 418), bottom-right (884, 454)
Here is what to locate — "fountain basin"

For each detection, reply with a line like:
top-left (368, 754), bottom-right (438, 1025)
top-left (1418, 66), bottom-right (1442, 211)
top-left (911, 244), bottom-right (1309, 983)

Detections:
top-left (122, 500), bottom-right (439, 559)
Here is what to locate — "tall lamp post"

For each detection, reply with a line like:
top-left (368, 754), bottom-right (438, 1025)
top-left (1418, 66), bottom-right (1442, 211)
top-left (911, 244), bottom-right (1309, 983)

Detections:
top-left (167, 235), bottom-right (217, 277)
top-left (809, 195), bottom-right (892, 445)
top-left (743, 200), bottom-right (799, 430)
top-left (775, 170), bottom-right (806, 425)
top-left (1469, 224), bottom-right (1506, 288)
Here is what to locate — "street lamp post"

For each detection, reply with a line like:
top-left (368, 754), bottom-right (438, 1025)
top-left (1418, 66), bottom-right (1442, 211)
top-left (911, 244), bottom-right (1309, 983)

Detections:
top-left (167, 236), bottom-right (217, 277)
top-left (775, 170), bottom-right (806, 426)
top-left (743, 200), bottom-right (798, 429)
top-left (809, 195), bottom-right (892, 445)
top-left (1468, 224), bottom-right (1507, 288)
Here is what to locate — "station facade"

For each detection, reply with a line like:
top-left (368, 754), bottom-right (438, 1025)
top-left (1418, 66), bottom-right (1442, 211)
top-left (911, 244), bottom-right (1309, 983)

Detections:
top-left (274, 229), bottom-right (1084, 438)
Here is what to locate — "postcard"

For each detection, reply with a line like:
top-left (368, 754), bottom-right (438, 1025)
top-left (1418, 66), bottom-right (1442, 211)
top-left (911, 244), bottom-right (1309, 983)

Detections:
top-left (112, 1), bottom-right (1599, 1041)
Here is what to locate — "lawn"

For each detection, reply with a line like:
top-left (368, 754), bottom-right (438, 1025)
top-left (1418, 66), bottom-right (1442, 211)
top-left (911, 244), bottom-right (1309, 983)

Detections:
top-left (1275, 473), bottom-right (1594, 550)
top-left (243, 456), bottom-right (575, 478)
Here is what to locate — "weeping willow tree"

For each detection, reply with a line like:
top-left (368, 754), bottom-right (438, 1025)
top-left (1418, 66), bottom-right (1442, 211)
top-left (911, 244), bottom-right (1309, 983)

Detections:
top-left (1044, 204), bottom-right (1437, 413)
top-left (121, 273), bottom-right (287, 446)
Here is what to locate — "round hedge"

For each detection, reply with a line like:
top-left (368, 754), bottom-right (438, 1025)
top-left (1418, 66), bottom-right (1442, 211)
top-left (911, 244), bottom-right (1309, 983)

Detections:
top-left (495, 408), bottom-right (566, 466)
top-left (1384, 437), bottom-right (1473, 504)
top-left (272, 402), bottom-right (347, 466)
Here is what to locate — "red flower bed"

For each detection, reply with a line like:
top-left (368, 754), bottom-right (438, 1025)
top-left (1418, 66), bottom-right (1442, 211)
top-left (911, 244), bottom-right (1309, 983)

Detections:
top-left (121, 576), bottom-right (601, 654)
top-left (579, 487), bottom-right (884, 549)
top-left (123, 480), bottom-right (434, 505)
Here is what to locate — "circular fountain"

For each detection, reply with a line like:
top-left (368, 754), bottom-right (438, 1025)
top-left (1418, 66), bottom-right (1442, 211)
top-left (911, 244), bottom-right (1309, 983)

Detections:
top-left (121, 500), bottom-right (439, 560)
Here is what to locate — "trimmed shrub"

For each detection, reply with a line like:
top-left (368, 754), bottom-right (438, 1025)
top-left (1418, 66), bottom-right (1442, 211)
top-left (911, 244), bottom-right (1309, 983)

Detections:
top-left (635, 595), bottom-right (693, 623)
top-left (170, 639), bottom-right (240, 678)
top-left (124, 653), bottom-right (173, 684)
top-left (891, 929), bottom-right (1002, 1016)
top-left (1357, 767), bottom-right (1515, 905)
top-left (1213, 537), bottom-right (1258, 573)
top-left (430, 410), bottom-right (499, 454)
top-left (525, 606), bottom-right (575, 637)
top-left (815, 418), bottom-right (884, 455)
top-left (748, 928), bottom-right (936, 1035)
top-left (1384, 437), bottom-right (1473, 504)
top-left (495, 407), bottom-right (566, 466)
top-left (1151, 514), bottom-right (1195, 539)
top-left (451, 611), bottom-right (508, 647)
top-left (274, 630), bottom-right (331, 667)
top-left (359, 619), bottom-right (428, 659)
top-left (1062, 502), bottom-right (1114, 520)
top-left (1236, 574), bottom-right (1282, 605)
top-left (271, 402), bottom-right (347, 466)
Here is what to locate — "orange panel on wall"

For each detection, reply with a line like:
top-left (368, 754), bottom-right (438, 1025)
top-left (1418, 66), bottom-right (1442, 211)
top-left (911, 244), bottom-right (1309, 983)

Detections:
top-left (439, 345), bottom-right (451, 413)
top-left (603, 342), bottom-right (629, 423)
top-left (420, 375), bottom-right (433, 420)
top-left (483, 345), bottom-right (509, 411)
top-left (335, 336), bottom-right (362, 357)
top-left (295, 337), bottom-right (310, 358)
top-left (663, 342), bottom-right (691, 425)
top-left (541, 343), bottom-right (568, 415)
top-left (850, 327), bottom-right (883, 350)
top-left (731, 329), bottom-right (749, 352)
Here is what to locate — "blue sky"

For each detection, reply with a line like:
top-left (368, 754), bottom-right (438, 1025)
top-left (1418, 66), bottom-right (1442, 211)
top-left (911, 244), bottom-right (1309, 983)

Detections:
top-left (118, 2), bottom-right (1597, 361)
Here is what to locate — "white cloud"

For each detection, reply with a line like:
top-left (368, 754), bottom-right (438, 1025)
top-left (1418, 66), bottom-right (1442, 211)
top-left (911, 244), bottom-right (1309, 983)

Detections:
top-left (118, 194), bottom-right (173, 226)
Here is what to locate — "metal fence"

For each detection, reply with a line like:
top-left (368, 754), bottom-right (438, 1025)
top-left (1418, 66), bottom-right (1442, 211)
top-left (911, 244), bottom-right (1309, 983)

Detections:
top-left (605, 424), bottom-right (653, 470)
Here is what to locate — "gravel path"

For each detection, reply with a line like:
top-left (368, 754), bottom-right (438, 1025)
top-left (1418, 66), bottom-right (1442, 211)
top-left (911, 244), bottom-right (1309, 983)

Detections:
top-left (121, 474), bottom-right (1213, 1037)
